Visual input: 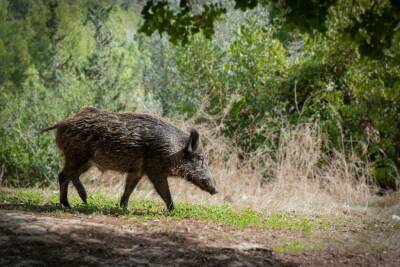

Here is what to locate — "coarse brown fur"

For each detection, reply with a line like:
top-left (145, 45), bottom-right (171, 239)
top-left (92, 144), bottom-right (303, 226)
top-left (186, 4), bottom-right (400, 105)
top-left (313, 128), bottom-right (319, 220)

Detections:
top-left (41, 107), bottom-right (217, 211)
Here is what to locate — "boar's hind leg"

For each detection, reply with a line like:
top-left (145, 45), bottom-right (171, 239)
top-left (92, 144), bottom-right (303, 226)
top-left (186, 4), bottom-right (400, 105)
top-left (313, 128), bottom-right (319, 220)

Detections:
top-left (59, 161), bottom-right (89, 208)
top-left (58, 165), bottom-right (72, 208)
top-left (72, 162), bottom-right (91, 204)
top-left (149, 175), bottom-right (174, 212)
top-left (120, 171), bottom-right (143, 209)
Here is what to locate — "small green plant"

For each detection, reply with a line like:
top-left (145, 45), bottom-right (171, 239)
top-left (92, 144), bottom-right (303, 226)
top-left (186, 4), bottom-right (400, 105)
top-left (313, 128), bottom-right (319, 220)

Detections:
top-left (0, 189), bottom-right (45, 205)
top-left (274, 240), bottom-right (308, 253)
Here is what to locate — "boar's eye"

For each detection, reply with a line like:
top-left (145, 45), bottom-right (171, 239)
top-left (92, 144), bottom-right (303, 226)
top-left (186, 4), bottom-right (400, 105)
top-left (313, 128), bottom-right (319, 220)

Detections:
top-left (196, 154), bottom-right (205, 166)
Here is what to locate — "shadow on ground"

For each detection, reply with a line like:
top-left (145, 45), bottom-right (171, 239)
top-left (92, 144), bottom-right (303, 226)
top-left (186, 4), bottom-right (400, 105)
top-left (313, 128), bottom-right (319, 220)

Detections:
top-left (0, 202), bottom-right (163, 217)
top-left (0, 211), bottom-right (294, 266)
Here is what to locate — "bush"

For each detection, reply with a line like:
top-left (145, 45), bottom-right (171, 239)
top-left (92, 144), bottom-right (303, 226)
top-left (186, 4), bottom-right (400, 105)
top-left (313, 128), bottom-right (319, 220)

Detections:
top-left (141, 13), bottom-right (399, 189)
top-left (0, 68), bottom-right (94, 186)
top-left (0, 1), bottom-right (142, 187)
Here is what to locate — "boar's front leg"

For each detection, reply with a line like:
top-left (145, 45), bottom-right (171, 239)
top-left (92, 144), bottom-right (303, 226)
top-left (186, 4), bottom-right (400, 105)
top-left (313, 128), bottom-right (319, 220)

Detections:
top-left (149, 175), bottom-right (174, 212)
top-left (120, 171), bottom-right (143, 209)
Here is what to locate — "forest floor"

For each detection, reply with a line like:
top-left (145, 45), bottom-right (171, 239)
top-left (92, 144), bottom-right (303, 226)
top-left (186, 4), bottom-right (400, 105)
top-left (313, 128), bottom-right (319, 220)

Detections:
top-left (0, 187), bottom-right (399, 266)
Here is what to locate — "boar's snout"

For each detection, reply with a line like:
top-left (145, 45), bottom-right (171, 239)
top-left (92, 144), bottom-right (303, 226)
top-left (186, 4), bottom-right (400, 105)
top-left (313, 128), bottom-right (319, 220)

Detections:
top-left (190, 172), bottom-right (218, 195)
top-left (202, 172), bottom-right (218, 195)
top-left (187, 154), bottom-right (218, 195)
top-left (207, 174), bottom-right (218, 195)
top-left (209, 187), bottom-right (218, 195)
top-left (181, 157), bottom-right (217, 194)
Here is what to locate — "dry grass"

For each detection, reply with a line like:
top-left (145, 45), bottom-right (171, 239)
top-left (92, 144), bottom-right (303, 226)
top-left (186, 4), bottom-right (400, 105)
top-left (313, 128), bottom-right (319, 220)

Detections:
top-left (80, 119), bottom-right (396, 217)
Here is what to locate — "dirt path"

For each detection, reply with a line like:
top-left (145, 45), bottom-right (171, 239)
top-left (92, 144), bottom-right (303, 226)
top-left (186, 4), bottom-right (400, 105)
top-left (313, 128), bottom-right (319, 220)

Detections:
top-left (0, 210), bottom-right (290, 266)
top-left (0, 210), bottom-right (399, 266)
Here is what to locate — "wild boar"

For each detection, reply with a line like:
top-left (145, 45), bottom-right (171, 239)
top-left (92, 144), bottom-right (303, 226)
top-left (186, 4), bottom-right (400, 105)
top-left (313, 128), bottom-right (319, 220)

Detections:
top-left (39, 107), bottom-right (217, 211)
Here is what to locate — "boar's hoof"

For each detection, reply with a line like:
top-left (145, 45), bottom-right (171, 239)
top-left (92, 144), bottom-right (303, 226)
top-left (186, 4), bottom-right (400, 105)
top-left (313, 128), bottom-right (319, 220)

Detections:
top-left (168, 204), bottom-right (175, 212)
top-left (60, 201), bottom-right (71, 209)
top-left (120, 202), bottom-right (128, 209)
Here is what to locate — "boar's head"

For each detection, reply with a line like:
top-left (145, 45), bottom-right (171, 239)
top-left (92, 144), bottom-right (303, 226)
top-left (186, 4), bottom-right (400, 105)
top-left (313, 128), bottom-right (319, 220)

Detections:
top-left (176, 129), bottom-right (218, 195)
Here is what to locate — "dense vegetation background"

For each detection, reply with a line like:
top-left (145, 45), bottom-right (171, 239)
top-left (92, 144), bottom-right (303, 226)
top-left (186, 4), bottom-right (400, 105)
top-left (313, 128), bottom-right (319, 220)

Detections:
top-left (0, 0), bottom-right (399, 191)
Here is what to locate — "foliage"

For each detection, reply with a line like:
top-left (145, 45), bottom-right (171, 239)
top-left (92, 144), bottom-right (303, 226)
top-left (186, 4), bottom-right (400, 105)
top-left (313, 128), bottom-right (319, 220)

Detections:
top-left (0, 0), bottom-right (398, 190)
top-left (0, 0), bottom-right (142, 186)
top-left (0, 67), bottom-right (93, 186)
top-left (140, 0), bottom-right (227, 44)
top-left (142, 6), bottom-right (399, 188)
top-left (139, 0), bottom-right (400, 59)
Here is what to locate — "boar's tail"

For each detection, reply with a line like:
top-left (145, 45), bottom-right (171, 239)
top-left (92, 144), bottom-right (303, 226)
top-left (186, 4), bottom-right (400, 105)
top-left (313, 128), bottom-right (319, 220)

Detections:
top-left (39, 124), bottom-right (59, 133)
top-left (29, 124), bottom-right (59, 138)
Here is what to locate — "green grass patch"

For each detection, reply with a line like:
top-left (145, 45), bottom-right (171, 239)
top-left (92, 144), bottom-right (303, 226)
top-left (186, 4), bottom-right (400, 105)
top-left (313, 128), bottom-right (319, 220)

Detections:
top-left (274, 240), bottom-right (309, 253)
top-left (0, 187), bottom-right (330, 232)
top-left (265, 213), bottom-right (330, 234)
top-left (172, 203), bottom-right (264, 228)
top-left (0, 188), bottom-right (45, 205)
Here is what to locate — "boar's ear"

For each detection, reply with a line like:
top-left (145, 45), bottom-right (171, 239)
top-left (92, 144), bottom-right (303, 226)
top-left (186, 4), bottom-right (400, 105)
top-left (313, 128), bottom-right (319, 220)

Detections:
top-left (187, 129), bottom-right (199, 153)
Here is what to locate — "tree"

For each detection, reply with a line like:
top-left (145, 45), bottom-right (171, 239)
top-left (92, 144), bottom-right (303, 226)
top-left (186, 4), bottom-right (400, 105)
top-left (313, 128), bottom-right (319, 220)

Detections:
top-left (83, 2), bottom-right (139, 111)
top-left (139, 0), bottom-right (400, 58)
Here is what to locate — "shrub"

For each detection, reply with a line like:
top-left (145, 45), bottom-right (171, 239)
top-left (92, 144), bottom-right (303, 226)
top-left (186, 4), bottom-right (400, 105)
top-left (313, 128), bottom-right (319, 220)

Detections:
top-left (0, 68), bottom-right (93, 186)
